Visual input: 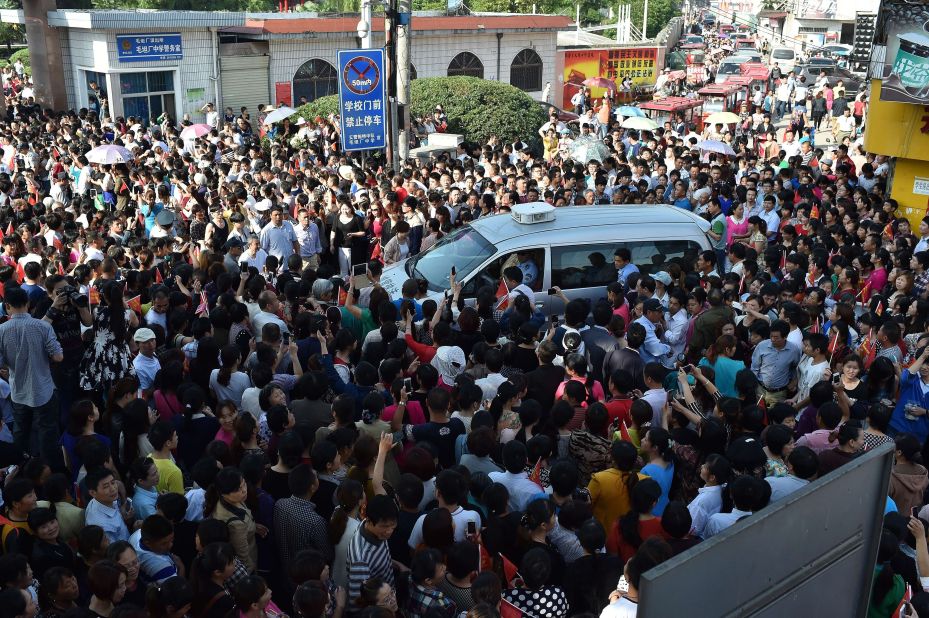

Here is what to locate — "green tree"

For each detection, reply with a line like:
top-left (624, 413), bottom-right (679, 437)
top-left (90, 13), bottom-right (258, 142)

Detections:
top-left (629, 0), bottom-right (676, 39)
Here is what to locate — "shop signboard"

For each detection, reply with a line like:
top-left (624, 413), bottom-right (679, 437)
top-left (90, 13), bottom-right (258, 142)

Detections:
top-left (337, 49), bottom-right (387, 152)
top-left (875, 0), bottom-right (929, 104)
top-left (117, 33), bottom-right (183, 63)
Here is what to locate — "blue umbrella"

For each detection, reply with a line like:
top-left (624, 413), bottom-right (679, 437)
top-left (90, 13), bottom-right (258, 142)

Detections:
top-left (616, 106), bottom-right (645, 117)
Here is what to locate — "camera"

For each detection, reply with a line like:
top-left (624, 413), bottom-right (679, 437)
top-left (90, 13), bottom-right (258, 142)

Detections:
top-left (58, 285), bottom-right (88, 308)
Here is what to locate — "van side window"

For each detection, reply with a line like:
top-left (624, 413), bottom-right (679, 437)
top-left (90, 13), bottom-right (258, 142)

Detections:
top-left (551, 240), bottom-right (702, 290)
top-left (461, 248), bottom-right (546, 296)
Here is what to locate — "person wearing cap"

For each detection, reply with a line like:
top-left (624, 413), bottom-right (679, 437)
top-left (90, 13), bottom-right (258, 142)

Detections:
top-left (634, 299), bottom-right (672, 367)
top-left (223, 237), bottom-right (246, 277)
top-left (132, 328), bottom-right (161, 397)
top-left (150, 209), bottom-right (176, 239)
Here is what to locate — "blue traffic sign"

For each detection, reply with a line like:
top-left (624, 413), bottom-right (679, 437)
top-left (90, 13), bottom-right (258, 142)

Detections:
top-left (116, 33), bottom-right (183, 63)
top-left (337, 49), bottom-right (388, 152)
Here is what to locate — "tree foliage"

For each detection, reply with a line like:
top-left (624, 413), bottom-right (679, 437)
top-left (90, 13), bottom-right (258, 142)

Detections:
top-left (296, 76), bottom-right (547, 144)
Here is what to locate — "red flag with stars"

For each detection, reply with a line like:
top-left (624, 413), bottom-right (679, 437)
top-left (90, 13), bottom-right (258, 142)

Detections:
top-left (810, 204), bottom-right (819, 220)
top-left (127, 295), bottom-right (142, 314)
top-left (14, 262), bottom-right (24, 284)
top-left (495, 279), bottom-right (510, 311)
top-left (500, 553), bottom-right (519, 587)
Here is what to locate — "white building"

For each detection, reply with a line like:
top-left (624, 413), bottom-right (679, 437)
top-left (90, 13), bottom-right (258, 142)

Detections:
top-left (1, 9), bottom-right (570, 121)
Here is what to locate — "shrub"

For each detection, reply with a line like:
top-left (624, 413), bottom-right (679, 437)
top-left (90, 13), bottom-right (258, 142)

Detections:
top-left (295, 76), bottom-right (546, 144)
top-left (8, 48), bottom-right (28, 72)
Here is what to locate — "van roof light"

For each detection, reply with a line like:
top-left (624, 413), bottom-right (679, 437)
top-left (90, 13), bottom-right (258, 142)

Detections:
top-left (511, 202), bottom-right (556, 225)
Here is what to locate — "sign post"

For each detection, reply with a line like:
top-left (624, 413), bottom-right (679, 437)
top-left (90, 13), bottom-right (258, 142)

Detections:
top-left (337, 49), bottom-right (388, 152)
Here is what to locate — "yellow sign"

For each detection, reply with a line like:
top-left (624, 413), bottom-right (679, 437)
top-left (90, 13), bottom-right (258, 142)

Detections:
top-left (889, 158), bottom-right (929, 229)
top-left (864, 79), bottom-right (929, 161)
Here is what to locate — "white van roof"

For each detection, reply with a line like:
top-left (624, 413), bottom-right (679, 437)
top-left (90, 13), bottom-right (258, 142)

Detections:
top-left (469, 204), bottom-right (711, 245)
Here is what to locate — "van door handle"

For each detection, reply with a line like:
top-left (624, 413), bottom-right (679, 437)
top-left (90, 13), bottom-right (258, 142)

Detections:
top-left (535, 303), bottom-right (545, 310)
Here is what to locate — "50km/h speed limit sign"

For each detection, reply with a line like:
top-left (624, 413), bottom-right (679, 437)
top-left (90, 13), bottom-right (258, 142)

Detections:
top-left (337, 49), bottom-right (388, 151)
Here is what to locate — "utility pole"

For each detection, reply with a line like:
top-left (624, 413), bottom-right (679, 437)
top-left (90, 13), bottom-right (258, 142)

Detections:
top-left (396, 0), bottom-right (411, 168)
top-left (642, 0), bottom-right (648, 41)
top-left (384, 0), bottom-right (396, 170)
top-left (360, 0), bottom-right (373, 49)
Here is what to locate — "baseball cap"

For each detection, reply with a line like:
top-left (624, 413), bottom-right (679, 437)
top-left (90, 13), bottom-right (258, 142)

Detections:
top-left (653, 271), bottom-right (672, 286)
top-left (643, 298), bottom-right (664, 313)
top-left (133, 328), bottom-right (156, 342)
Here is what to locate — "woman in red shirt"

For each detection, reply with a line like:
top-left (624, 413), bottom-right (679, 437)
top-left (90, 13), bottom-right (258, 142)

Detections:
top-left (606, 478), bottom-right (667, 562)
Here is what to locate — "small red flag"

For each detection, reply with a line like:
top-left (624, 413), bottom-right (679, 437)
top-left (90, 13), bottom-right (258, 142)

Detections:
top-left (618, 419), bottom-right (633, 444)
top-left (154, 267), bottom-right (163, 284)
top-left (5, 221), bottom-right (13, 237)
top-left (827, 330), bottom-right (840, 355)
top-left (779, 249), bottom-right (787, 270)
top-left (89, 287), bottom-right (100, 305)
top-left (500, 553), bottom-right (519, 587)
top-left (196, 291), bottom-right (209, 316)
top-left (495, 279), bottom-right (509, 311)
top-left (529, 457), bottom-right (543, 488)
top-left (14, 262), bottom-right (24, 284)
top-left (57, 261), bottom-right (64, 275)
top-left (810, 204), bottom-right (819, 220)
top-left (127, 295), bottom-right (142, 313)
top-left (875, 301), bottom-right (884, 317)
top-left (52, 236), bottom-right (62, 251)
top-left (883, 222), bottom-right (894, 238)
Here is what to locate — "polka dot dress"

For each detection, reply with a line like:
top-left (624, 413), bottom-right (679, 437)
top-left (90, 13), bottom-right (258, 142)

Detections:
top-left (504, 586), bottom-right (570, 618)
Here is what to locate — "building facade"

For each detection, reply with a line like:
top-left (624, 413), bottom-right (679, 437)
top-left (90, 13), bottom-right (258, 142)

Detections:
top-left (1, 9), bottom-right (569, 121)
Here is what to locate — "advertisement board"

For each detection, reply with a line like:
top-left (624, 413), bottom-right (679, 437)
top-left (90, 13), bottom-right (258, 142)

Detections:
top-left (560, 47), bottom-right (660, 108)
top-left (875, 0), bottom-right (929, 104)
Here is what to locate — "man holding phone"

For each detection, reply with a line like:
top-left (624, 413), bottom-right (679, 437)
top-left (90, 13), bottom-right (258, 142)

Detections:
top-left (406, 469), bottom-right (480, 547)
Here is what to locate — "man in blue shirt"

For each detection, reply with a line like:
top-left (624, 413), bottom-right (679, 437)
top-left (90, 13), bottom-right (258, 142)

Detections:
top-left (613, 247), bottom-right (639, 286)
top-left (85, 468), bottom-right (135, 542)
top-left (635, 299), bottom-right (673, 367)
top-left (130, 514), bottom-right (180, 585)
top-left (751, 320), bottom-right (802, 406)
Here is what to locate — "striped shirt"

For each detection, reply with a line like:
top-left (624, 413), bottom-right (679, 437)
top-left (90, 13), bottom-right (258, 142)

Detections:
top-left (346, 522), bottom-right (394, 605)
top-left (0, 313), bottom-right (62, 407)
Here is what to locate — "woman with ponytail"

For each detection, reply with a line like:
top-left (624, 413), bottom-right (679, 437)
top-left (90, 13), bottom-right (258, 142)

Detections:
top-left (606, 478), bottom-right (666, 562)
top-left (869, 530), bottom-right (905, 618)
top-left (640, 428), bottom-right (678, 516)
top-left (589, 440), bottom-right (643, 532)
top-left (890, 433), bottom-right (929, 517)
top-left (146, 575), bottom-right (194, 618)
top-left (698, 333), bottom-right (744, 398)
top-left (172, 385), bottom-right (219, 471)
top-left (328, 479), bottom-right (365, 591)
top-left (554, 353), bottom-right (605, 405)
top-left (488, 381), bottom-right (521, 443)
top-left (521, 498), bottom-right (566, 585)
top-left (189, 541), bottom-right (236, 618)
top-left (209, 345), bottom-right (251, 408)
top-left (205, 467), bottom-right (257, 572)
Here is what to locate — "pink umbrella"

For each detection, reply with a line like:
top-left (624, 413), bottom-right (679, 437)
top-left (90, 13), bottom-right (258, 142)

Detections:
top-left (582, 76), bottom-right (617, 91)
top-left (180, 123), bottom-right (212, 140)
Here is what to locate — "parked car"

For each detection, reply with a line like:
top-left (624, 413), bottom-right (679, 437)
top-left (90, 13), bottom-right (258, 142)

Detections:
top-left (795, 61), bottom-right (863, 99)
top-left (377, 203), bottom-right (712, 314)
top-left (684, 34), bottom-right (705, 47)
top-left (715, 56), bottom-right (750, 83)
top-left (770, 46), bottom-right (797, 74)
top-left (536, 101), bottom-right (579, 122)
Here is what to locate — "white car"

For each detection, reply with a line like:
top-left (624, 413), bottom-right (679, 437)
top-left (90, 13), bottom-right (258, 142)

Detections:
top-left (770, 46), bottom-right (797, 74)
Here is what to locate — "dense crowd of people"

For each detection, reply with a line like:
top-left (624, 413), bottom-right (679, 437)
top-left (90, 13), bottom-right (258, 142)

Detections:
top-left (0, 12), bottom-right (925, 618)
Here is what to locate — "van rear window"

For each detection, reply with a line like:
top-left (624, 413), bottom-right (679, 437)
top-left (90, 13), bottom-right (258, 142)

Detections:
top-left (772, 49), bottom-right (795, 59)
top-left (551, 240), bottom-right (703, 289)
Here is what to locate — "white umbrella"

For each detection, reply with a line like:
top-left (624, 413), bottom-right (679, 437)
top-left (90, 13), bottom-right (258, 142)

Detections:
top-left (621, 116), bottom-right (659, 131)
top-left (569, 135), bottom-right (611, 164)
top-left (263, 106), bottom-right (299, 126)
top-left (698, 140), bottom-right (737, 156)
top-left (150, 140), bottom-right (169, 152)
top-left (180, 124), bottom-right (212, 140)
top-left (86, 144), bottom-right (133, 165)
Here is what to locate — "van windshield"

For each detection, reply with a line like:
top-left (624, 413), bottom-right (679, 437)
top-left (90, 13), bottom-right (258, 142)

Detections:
top-left (772, 49), bottom-right (794, 60)
top-left (718, 62), bottom-right (744, 75)
top-left (407, 225), bottom-right (497, 291)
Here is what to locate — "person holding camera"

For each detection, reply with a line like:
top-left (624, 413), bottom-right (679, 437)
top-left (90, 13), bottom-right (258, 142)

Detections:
top-left (36, 274), bottom-right (92, 426)
top-left (0, 287), bottom-right (64, 470)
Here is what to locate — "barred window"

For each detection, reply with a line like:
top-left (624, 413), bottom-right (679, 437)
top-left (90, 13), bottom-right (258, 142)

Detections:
top-left (293, 59), bottom-right (337, 103)
top-left (510, 48), bottom-right (542, 91)
top-left (447, 52), bottom-right (484, 78)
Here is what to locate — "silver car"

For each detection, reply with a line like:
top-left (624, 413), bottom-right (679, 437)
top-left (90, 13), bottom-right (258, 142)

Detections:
top-left (378, 204), bottom-right (713, 315)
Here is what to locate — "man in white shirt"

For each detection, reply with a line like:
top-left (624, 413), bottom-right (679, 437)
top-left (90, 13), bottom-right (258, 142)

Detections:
top-left (688, 462), bottom-right (727, 539)
top-left (788, 333), bottom-right (830, 408)
top-left (251, 290), bottom-right (289, 342)
top-left (488, 441), bottom-right (544, 512)
top-left (703, 476), bottom-right (762, 538)
top-left (766, 446), bottom-right (818, 502)
top-left (201, 102), bottom-right (219, 129)
top-left (408, 470), bottom-right (481, 548)
top-left (476, 347), bottom-right (507, 402)
top-left (663, 290), bottom-right (689, 362)
top-left (132, 328), bottom-right (161, 396)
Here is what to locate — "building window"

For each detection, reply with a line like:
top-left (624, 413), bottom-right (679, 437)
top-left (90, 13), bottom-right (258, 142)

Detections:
top-left (510, 48), bottom-right (543, 91)
top-left (293, 59), bottom-right (337, 103)
top-left (119, 71), bottom-right (175, 123)
top-left (410, 64), bottom-right (418, 80)
top-left (447, 52), bottom-right (484, 78)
